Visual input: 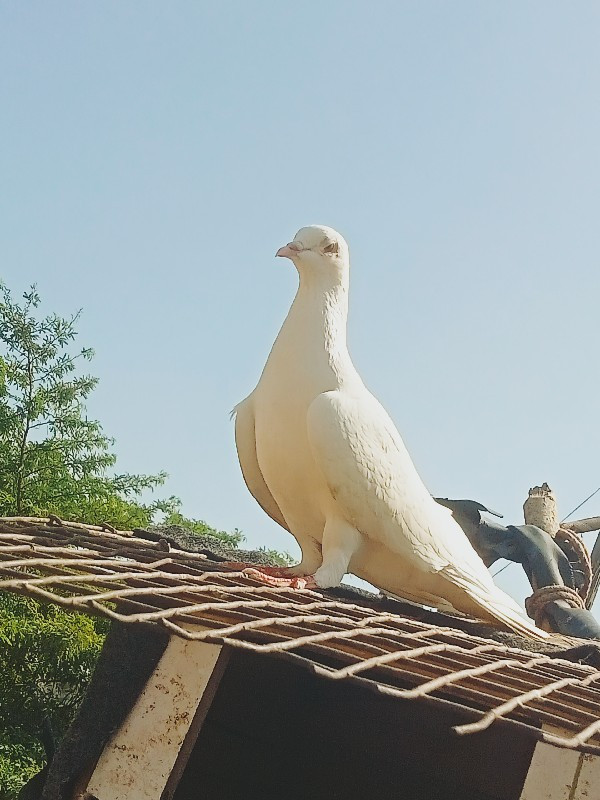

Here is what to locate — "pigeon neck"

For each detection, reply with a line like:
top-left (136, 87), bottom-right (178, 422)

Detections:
top-left (262, 271), bottom-right (356, 390)
top-left (297, 267), bottom-right (349, 303)
top-left (293, 272), bottom-right (350, 360)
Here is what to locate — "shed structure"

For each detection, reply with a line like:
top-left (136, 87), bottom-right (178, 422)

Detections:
top-left (1, 517), bottom-right (600, 800)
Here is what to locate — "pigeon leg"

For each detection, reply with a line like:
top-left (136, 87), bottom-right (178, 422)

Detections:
top-left (281, 539), bottom-right (323, 576)
top-left (234, 521), bottom-right (361, 590)
top-left (313, 518), bottom-right (362, 589)
top-left (221, 540), bottom-right (323, 586)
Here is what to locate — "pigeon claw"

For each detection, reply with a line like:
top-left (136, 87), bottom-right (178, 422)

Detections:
top-left (245, 569), bottom-right (318, 590)
top-left (221, 562), bottom-right (294, 577)
top-left (220, 561), bottom-right (318, 589)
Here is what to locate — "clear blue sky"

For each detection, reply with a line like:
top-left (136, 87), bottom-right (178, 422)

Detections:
top-left (2, 3), bottom-right (599, 608)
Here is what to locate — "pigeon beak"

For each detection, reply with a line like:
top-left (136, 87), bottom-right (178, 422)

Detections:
top-left (275, 242), bottom-right (302, 259)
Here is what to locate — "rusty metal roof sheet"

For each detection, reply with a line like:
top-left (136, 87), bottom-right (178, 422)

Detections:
top-left (1, 516), bottom-right (599, 755)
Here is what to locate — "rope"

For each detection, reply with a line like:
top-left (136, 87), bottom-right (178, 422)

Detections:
top-left (525, 584), bottom-right (585, 629)
top-left (524, 525), bottom-right (593, 629)
top-left (555, 527), bottom-right (593, 600)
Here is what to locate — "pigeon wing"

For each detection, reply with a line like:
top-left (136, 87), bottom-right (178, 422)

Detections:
top-left (306, 390), bottom-right (546, 638)
top-left (234, 397), bottom-right (290, 532)
top-left (306, 389), bottom-right (453, 570)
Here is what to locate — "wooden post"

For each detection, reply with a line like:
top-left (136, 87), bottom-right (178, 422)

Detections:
top-left (523, 484), bottom-right (559, 536)
top-left (520, 727), bottom-right (600, 800)
top-left (84, 631), bottom-right (228, 800)
top-left (566, 516), bottom-right (600, 534)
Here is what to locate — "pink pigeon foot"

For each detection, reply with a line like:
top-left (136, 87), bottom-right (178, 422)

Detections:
top-left (220, 561), bottom-right (318, 589)
top-left (220, 562), bottom-right (295, 577)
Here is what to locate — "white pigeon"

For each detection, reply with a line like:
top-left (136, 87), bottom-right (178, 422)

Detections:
top-left (233, 225), bottom-right (547, 639)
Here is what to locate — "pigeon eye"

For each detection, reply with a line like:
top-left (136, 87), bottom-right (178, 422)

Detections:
top-left (323, 242), bottom-right (339, 255)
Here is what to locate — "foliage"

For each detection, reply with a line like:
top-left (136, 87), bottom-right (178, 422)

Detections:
top-left (0, 283), bottom-right (170, 525)
top-left (162, 510), bottom-right (244, 547)
top-left (160, 512), bottom-right (292, 564)
top-left (0, 740), bottom-right (39, 800)
top-left (257, 546), bottom-right (294, 566)
top-left (0, 593), bottom-right (107, 799)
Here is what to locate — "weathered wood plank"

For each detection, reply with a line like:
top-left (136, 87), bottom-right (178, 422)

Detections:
top-left (85, 634), bottom-right (223, 800)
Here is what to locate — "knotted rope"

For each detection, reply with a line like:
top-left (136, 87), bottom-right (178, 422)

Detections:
top-left (555, 526), bottom-right (592, 600)
top-left (525, 527), bottom-right (592, 629)
top-left (525, 584), bottom-right (585, 629)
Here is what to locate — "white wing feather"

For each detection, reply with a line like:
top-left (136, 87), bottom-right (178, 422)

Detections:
top-left (307, 389), bottom-right (546, 637)
top-left (234, 398), bottom-right (290, 532)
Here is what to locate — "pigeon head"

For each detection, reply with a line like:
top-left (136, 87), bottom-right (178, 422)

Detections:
top-left (276, 225), bottom-right (349, 280)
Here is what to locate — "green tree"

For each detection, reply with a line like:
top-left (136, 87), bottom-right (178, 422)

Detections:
top-left (162, 510), bottom-right (245, 546)
top-left (0, 594), bottom-right (107, 799)
top-left (0, 283), bottom-right (172, 526)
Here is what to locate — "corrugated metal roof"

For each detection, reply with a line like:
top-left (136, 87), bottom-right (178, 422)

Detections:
top-left (1, 516), bottom-right (599, 754)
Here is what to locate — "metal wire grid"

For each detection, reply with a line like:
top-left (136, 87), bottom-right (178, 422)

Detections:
top-left (1, 517), bottom-right (599, 755)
